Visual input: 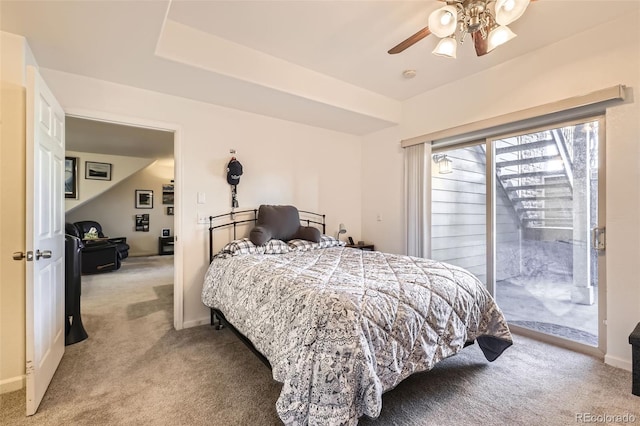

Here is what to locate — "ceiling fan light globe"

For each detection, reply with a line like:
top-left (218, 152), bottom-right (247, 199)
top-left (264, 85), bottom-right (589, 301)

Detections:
top-left (428, 5), bottom-right (457, 38)
top-left (432, 37), bottom-right (457, 59)
top-left (440, 11), bottom-right (453, 26)
top-left (487, 25), bottom-right (517, 52)
top-left (495, 0), bottom-right (530, 26)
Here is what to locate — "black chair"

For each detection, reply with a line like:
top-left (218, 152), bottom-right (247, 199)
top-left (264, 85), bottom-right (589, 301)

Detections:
top-left (73, 220), bottom-right (130, 260)
top-left (65, 234), bottom-right (88, 345)
top-left (65, 222), bottom-right (122, 274)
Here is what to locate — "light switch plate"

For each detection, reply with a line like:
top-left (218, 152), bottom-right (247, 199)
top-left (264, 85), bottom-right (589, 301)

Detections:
top-left (197, 192), bottom-right (205, 204)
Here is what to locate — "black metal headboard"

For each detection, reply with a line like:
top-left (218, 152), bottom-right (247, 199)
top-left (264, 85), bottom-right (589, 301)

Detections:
top-left (298, 210), bottom-right (326, 234)
top-left (208, 208), bottom-right (326, 262)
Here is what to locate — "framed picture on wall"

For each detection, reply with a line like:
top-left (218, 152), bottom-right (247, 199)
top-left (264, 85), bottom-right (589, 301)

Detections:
top-left (65, 157), bottom-right (78, 199)
top-left (162, 192), bottom-right (174, 205)
top-left (166, 206), bottom-right (174, 215)
top-left (85, 161), bottom-right (112, 181)
top-left (162, 182), bottom-right (174, 205)
top-left (135, 189), bottom-right (153, 209)
top-left (135, 214), bottom-right (150, 231)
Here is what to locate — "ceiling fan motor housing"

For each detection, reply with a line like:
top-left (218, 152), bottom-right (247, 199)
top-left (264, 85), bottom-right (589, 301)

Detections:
top-left (466, 3), bottom-right (486, 33)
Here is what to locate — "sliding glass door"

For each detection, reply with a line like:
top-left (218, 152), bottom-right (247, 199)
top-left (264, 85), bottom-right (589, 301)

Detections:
top-left (431, 143), bottom-right (487, 285)
top-left (431, 117), bottom-right (605, 349)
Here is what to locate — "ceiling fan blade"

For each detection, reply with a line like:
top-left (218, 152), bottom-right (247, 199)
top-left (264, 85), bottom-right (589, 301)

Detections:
top-left (472, 31), bottom-right (489, 57)
top-left (388, 26), bottom-right (432, 54)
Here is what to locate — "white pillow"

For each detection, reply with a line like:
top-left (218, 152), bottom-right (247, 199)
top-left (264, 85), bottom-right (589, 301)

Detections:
top-left (219, 238), bottom-right (290, 257)
top-left (288, 235), bottom-right (345, 251)
top-left (263, 239), bottom-right (291, 254)
top-left (220, 238), bottom-right (263, 255)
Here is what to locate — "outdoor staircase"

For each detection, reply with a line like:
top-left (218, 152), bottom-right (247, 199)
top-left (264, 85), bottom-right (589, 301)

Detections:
top-left (495, 130), bottom-right (575, 230)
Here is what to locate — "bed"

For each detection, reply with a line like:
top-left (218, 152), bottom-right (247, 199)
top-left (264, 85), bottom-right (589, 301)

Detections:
top-left (201, 206), bottom-right (512, 425)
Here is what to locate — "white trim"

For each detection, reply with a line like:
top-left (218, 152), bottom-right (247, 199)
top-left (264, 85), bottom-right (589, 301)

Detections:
top-left (401, 84), bottom-right (626, 148)
top-left (64, 108), bottom-right (185, 330)
top-left (182, 317), bottom-right (210, 329)
top-left (604, 354), bottom-right (632, 372)
top-left (0, 375), bottom-right (25, 394)
top-left (511, 326), bottom-right (604, 359)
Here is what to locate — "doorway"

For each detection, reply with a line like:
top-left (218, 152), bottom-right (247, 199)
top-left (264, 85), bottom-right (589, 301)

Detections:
top-left (430, 116), bottom-right (606, 352)
top-left (63, 112), bottom-right (183, 329)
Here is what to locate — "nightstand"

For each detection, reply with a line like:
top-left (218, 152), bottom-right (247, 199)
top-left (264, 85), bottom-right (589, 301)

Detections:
top-left (346, 244), bottom-right (375, 251)
top-left (158, 236), bottom-right (174, 255)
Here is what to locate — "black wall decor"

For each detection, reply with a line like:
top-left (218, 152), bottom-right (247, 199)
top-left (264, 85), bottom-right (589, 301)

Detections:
top-left (135, 214), bottom-right (150, 232)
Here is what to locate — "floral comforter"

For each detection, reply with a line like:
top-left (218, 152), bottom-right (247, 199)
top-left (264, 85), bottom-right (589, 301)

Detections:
top-left (202, 246), bottom-right (512, 425)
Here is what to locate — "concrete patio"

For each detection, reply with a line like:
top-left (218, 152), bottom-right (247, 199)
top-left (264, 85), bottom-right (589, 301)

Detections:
top-left (496, 273), bottom-right (599, 346)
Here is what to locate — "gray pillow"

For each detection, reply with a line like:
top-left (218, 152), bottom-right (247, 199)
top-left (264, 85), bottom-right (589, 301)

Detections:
top-left (249, 226), bottom-right (272, 246)
top-left (248, 205), bottom-right (322, 245)
top-left (255, 205), bottom-right (301, 241)
top-left (293, 226), bottom-right (321, 243)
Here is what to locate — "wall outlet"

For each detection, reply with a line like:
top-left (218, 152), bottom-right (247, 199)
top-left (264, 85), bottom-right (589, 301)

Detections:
top-left (197, 215), bottom-right (209, 224)
top-left (376, 213), bottom-right (383, 222)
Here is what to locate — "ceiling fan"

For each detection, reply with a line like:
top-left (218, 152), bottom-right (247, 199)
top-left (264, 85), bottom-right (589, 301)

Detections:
top-left (388, 0), bottom-right (533, 58)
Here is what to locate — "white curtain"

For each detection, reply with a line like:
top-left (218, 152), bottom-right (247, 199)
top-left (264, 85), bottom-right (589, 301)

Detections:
top-left (404, 142), bottom-right (430, 257)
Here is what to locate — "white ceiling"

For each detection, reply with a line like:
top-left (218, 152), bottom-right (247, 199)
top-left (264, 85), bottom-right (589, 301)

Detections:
top-left (66, 116), bottom-right (174, 159)
top-left (2, 0), bottom-right (639, 137)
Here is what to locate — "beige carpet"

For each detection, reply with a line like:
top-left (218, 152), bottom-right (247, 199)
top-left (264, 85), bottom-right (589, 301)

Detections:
top-left (1, 255), bottom-right (638, 425)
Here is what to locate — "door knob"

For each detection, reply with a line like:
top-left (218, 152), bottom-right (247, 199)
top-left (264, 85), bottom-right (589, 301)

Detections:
top-left (13, 251), bottom-right (33, 261)
top-left (35, 250), bottom-right (52, 260)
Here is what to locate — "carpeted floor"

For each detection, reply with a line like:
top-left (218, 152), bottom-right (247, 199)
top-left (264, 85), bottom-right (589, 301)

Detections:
top-left (1, 255), bottom-right (638, 425)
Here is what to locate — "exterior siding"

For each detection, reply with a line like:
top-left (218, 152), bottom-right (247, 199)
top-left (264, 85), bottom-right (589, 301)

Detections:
top-left (431, 145), bottom-right (521, 285)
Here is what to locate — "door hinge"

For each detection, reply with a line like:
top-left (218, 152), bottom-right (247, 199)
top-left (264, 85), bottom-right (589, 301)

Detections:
top-left (592, 227), bottom-right (606, 251)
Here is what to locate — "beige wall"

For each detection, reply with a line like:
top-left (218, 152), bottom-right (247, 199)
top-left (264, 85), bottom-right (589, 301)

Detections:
top-left (67, 161), bottom-right (175, 256)
top-left (0, 31), bottom-right (362, 391)
top-left (65, 150), bottom-right (154, 213)
top-left (0, 33), bottom-right (28, 393)
top-left (41, 68), bottom-right (363, 330)
top-left (360, 125), bottom-right (404, 255)
top-left (362, 13), bottom-right (640, 370)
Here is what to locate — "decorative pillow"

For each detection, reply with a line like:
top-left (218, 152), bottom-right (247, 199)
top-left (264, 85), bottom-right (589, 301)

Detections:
top-left (250, 225), bottom-right (272, 246)
top-left (320, 235), bottom-right (346, 248)
top-left (256, 205), bottom-right (301, 241)
top-left (249, 205), bottom-right (324, 245)
top-left (263, 239), bottom-right (291, 254)
top-left (218, 237), bottom-right (290, 257)
top-left (293, 226), bottom-right (321, 243)
top-left (220, 238), bottom-right (264, 256)
top-left (287, 239), bottom-right (319, 252)
top-left (288, 235), bottom-right (345, 252)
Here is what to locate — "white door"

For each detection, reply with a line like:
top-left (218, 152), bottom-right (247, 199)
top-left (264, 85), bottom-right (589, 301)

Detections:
top-left (25, 66), bottom-right (65, 415)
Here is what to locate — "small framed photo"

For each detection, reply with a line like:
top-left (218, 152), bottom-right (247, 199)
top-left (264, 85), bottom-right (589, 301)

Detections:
top-left (85, 161), bottom-right (112, 181)
top-left (65, 157), bottom-right (78, 199)
top-left (166, 206), bottom-right (174, 215)
top-left (135, 214), bottom-right (150, 232)
top-left (135, 189), bottom-right (153, 209)
top-left (161, 228), bottom-right (171, 237)
top-left (162, 192), bottom-right (174, 205)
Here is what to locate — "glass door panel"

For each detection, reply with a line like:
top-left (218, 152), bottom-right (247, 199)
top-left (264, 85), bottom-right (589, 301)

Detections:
top-left (493, 119), bottom-right (601, 347)
top-left (431, 144), bottom-right (487, 285)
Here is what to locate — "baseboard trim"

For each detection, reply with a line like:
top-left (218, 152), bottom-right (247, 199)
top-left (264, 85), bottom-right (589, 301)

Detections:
top-left (0, 375), bottom-right (25, 394)
top-left (604, 354), bottom-right (632, 371)
top-left (182, 317), bottom-right (210, 329)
